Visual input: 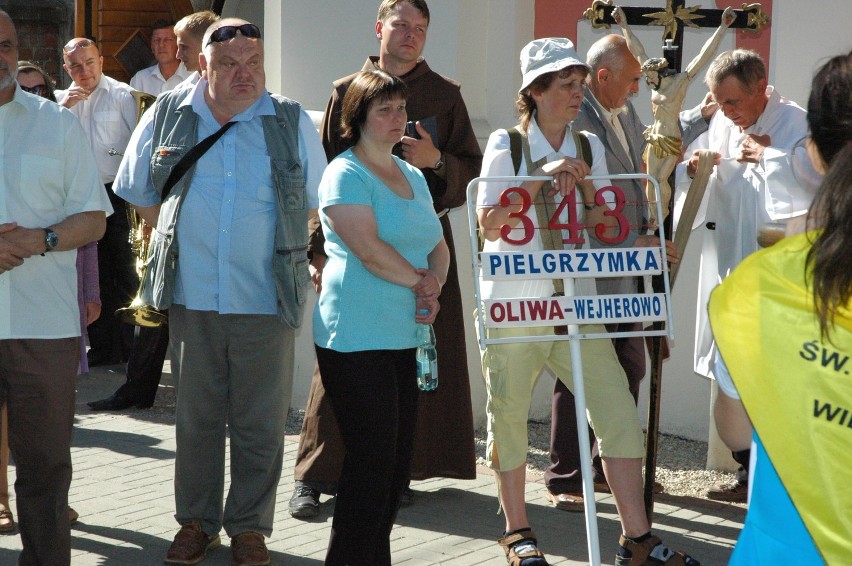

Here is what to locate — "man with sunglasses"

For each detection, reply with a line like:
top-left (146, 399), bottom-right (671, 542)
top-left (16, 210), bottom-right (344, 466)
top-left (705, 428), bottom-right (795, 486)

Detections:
top-left (56, 37), bottom-right (139, 368)
top-left (0, 11), bottom-right (111, 565)
top-left (114, 18), bottom-right (325, 565)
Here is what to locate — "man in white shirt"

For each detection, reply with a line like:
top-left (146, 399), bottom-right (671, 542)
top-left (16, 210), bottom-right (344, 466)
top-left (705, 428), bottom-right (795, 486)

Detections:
top-left (56, 37), bottom-right (138, 367)
top-left (0, 11), bottom-right (111, 564)
top-left (673, 49), bottom-right (821, 502)
top-left (130, 19), bottom-right (191, 95)
top-left (173, 10), bottom-right (219, 90)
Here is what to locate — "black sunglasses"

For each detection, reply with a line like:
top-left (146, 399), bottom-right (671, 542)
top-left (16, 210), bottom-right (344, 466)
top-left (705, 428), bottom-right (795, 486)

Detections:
top-left (20, 84), bottom-right (49, 98)
top-left (206, 24), bottom-right (262, 47)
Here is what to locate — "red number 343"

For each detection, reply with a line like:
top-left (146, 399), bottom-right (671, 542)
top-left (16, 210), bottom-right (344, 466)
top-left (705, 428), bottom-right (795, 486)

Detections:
top-left (498, 185), bottom-right (629, 246)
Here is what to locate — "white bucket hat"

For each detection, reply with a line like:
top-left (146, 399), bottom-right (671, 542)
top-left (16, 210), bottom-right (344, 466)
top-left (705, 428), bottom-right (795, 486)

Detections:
top-left (519, 37), bottom-right (590, 93)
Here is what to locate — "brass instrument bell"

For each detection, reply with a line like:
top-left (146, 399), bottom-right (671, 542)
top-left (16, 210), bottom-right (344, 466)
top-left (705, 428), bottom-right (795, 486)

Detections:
top-left (115, 90), bottom-right (168, 327)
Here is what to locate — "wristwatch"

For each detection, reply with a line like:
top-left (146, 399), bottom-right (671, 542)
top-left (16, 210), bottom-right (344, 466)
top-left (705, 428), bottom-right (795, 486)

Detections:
top-left (43, 228), bottom-right (59, 253)
top-left (433, 154), bottom-right (445, 172)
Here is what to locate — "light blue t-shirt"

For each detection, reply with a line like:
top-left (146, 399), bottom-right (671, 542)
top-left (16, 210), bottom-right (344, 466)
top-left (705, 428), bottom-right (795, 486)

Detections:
top-left (313, 149), bottom-right (442, 352)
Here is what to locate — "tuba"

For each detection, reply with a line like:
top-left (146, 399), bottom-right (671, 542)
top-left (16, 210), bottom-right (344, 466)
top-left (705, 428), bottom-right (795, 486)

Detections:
top-left (115, 90), bottom-right (168, 327)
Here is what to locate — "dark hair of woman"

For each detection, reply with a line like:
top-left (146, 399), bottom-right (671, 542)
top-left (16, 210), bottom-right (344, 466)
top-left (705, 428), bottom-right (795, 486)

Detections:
top-left (16, 60), bottom-right (57, 102)
top-left (515, 66), bottom-right (588, 131)
top-left (805, 50), bottom-right (852, 340)
top-left (339, 69), bottom-right (408, 145)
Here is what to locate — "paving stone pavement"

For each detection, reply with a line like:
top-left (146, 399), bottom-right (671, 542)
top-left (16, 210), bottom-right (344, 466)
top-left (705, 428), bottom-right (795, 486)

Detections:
top-left (0, 365), bottom-right (744, 565)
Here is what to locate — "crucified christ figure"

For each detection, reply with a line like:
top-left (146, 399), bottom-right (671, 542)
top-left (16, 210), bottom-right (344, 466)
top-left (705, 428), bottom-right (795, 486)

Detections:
top-left (614, 5), bottom-right (735, 225)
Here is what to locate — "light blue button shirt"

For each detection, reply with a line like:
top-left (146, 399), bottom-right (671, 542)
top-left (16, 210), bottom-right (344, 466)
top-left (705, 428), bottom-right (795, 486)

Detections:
top-left (114, 81), bottom-right (324, 314)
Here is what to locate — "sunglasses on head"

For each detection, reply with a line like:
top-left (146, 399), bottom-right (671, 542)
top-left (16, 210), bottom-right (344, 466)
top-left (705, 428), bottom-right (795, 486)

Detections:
top-left (20, 84), bottom-right (49, 98)
top-left (206, 24), bottom-right (262, 47)
top-left (63, 38), bottom-right (95, 53)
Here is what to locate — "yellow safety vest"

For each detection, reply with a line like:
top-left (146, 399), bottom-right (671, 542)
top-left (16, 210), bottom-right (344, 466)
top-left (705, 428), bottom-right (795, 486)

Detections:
top-left (709, 232), bottom-right (852, 563)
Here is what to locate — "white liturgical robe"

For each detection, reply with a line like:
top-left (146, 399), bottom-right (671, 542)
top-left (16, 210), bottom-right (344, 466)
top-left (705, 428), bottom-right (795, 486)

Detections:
top-left (673, 85), bottom-right (821, 379)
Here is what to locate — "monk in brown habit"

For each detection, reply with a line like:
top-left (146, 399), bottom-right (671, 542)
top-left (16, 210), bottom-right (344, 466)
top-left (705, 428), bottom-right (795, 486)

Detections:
top-left (288, 0), bottom-right (483, 519)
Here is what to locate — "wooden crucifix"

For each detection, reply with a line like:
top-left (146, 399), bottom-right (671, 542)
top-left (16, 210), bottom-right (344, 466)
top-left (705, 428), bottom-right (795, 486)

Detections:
top-left (581, 0), bottom-right (770, 525)
top-left (584, 0), bottom-right (769, 72)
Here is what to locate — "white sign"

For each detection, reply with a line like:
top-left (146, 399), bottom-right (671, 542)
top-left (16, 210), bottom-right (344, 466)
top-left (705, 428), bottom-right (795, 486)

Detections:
top-left (481, 248), bottom-right (663, 280)
top-left (485, 293), bottom-right (668, 327)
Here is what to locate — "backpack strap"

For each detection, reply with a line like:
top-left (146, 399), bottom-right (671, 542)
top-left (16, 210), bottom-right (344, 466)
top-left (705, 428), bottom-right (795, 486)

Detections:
top-left (572, 129), bottom-right (593, 168)
top-left (506, 127), bottom-right (523, 175)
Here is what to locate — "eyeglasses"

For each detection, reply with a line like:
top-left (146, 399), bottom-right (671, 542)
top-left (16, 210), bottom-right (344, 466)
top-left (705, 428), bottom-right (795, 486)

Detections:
top-left (20, 84), bottom-right (49, 98)
top-left (205, 24), bottom-right (262, 47)
top-left (63, 38), bottom-right (95, 53)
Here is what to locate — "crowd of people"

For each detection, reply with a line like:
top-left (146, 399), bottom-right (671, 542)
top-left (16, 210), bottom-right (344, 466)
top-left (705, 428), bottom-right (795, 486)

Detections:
top-left (0, 0), bottom-right (848, 565)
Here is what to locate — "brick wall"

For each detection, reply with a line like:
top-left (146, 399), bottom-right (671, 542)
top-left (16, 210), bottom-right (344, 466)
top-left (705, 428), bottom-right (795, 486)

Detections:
top-left (2, 1), bottom-right (74, 89)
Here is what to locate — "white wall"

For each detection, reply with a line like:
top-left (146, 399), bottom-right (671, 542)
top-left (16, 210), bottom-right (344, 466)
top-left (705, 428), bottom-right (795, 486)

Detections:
top-left (256, 0), bottom-right (852, 444)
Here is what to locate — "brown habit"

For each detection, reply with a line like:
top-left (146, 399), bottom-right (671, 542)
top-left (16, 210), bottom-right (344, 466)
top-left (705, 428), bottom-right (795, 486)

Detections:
top-left (296, 58), bottom-right (483, 482)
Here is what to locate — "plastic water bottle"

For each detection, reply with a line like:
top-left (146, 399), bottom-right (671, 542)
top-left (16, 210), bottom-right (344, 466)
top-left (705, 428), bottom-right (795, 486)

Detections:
top-left (416, 324), bottom-right (438, 391)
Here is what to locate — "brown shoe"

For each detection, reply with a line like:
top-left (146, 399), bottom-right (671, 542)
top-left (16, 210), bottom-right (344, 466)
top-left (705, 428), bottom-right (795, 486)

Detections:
top-left (165, 521), bottom-right (221, 564)
top-left (545, 490), bottom-right (584, 512)
top-left (706, 481), bottom-right (748, 503)
top-left (68, 507), bottom-right (79, 525)
top-left (231, 531), bottom-right (270, 566)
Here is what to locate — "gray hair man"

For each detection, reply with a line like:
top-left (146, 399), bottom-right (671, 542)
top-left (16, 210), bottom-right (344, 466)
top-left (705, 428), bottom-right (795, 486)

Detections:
top-left (674, 48), bottom-right (821, 504)
top-left (0, 10), bottom-right (110, 565)
top-left (544, 33), bottom-right (714, 510)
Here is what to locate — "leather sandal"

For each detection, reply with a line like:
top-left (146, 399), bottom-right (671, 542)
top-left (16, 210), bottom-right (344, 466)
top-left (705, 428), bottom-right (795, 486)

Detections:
top-left (498, 528), bottom-right (549, 565)
top-left (614, 534), bottom-right (700, 566)
top-left (0, 507), bottom-right (15, 532)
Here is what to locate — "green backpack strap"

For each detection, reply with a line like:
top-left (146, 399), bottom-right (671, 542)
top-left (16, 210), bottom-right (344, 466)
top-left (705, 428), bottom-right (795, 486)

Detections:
top-left (506, 127), bottom-right (523, 175)
top-left (572, 129), bottom-right (593, 168)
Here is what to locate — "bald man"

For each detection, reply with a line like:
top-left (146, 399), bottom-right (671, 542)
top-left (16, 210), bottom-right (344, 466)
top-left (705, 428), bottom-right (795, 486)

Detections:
top-left (56, 37), bottom-right (138, 367)
top-left (544, 33), bottom-right (714, 508)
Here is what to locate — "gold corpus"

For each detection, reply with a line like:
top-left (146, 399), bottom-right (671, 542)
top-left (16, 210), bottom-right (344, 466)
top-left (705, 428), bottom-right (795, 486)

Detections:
top-left (117, 90), bottom-right (168, 328)
top-left (743, 3), bottom-right (770, 32)
top-left (584, 0), bottom-right (614, 30)
top-left (641, 0), bottom-right (705, 41)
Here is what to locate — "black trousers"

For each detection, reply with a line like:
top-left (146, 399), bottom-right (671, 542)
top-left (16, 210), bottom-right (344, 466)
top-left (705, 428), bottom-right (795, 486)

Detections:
top-left (86, 184), bottom-right (136, 362)
top-left (315, 346), bottom-right (419, 566)
top-left (115, 324), bottom-right (170, 406)
top-left (733, 448), bottom-right (751, 484)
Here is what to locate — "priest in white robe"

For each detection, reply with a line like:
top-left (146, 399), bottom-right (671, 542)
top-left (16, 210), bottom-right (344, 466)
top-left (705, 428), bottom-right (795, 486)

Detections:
top-left (673, 49), bottom-right (822, 380)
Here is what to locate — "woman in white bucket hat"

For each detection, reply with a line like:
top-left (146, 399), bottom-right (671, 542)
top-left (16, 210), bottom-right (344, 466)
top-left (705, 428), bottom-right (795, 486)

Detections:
top-left (475, 37), bottom-right (700, 566)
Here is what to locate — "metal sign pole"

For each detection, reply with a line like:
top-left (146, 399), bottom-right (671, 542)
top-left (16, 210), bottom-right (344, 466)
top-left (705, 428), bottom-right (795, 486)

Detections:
top-left (466, 174), bottom-right (673, 566)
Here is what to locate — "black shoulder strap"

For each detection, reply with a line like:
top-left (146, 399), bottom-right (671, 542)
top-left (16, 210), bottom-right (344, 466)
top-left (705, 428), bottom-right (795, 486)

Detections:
top-left (506, 127), bottom-right (523, 175)
top-left (161, 120), bottom-right (236, 203)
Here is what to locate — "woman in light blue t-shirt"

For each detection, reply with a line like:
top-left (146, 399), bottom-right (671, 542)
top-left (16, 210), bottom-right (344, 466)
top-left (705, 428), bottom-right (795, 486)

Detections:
top-left (312, 69), bottom-right (449, 566)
